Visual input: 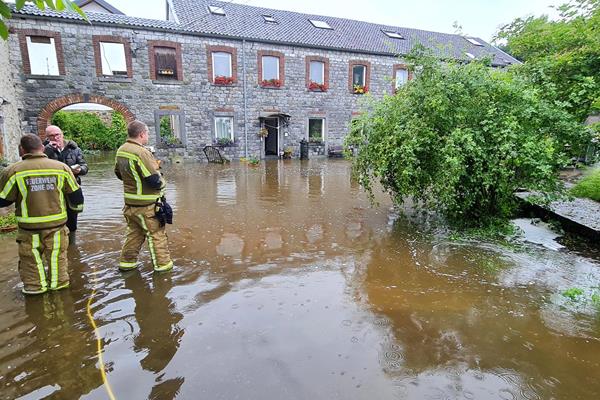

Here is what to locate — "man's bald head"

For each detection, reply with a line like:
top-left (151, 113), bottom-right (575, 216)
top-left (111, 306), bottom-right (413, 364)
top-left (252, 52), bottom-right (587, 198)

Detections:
top-left (45, 125), bottom-right (65, 149)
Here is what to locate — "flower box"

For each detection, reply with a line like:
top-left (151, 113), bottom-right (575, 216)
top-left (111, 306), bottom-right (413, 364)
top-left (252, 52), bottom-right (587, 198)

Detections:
top-left (214, 76), bottom-right (235, 85)
top-left (308, 81), bottom-right (328, 92)
top-left (215, 137), bottom-right (234, 147)
top-left (260, 79), bottom-right (282, 88)
top-left (352, 84), bottom-right (368, 94)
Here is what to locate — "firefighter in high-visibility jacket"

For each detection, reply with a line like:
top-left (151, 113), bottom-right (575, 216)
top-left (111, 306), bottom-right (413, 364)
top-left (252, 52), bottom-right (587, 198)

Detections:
top-left (0, 134), bottom-right (84, 295)
top-left (114, 120), bottom-right (173, 272)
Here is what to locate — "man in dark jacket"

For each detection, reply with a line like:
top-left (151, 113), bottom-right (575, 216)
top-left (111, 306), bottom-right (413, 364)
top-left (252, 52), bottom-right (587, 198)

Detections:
top-left (44, 125), bottom-right (89, 244)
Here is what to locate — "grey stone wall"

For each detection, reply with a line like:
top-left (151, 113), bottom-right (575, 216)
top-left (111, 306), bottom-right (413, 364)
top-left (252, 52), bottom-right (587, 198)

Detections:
top-left (7, 17), bottom-right (405, 160)
top-left (0, 39), bottom-right (23, 162)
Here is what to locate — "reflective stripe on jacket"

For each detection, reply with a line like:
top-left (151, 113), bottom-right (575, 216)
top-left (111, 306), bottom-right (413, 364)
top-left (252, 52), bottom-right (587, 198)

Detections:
top-left (0, 154), bottom-right (82, 230)
top-left (114, 140), bottom-right (165, 206)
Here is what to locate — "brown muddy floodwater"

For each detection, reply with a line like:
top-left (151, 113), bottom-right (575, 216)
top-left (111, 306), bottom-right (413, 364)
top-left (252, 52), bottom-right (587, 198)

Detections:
top-left (1, 155), bottom-right (599, 400)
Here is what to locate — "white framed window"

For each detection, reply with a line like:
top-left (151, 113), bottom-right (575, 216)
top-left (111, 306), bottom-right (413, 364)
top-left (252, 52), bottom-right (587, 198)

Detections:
top-left (99, 42), bottom-right (127, 76)
top-left (382, 30), bottom-right (404, 39)
top-left (213, 52), bottom-right (232, 78)
top-left (208, 5), bottom-right (225, 15)
top-left (262, 56), bottom-right (279, 81)
top-left (26, 36), bottom-right (59, 75)
top-left (465, 52), bottom-right (475, 59)
top-left (395, 68), bottom-right (408, 89)
top-left (352, 65), bottom-right (366, 86)
top-left (464, 37), bottom-right (483, 46)
top-left (263, 15), bottom-right (276, 23)
top-left (215, 116), bottom-right (234, 141)
top-left (309, 61), bottom-right (325, 84)
top-left (308, 118), bottom-right (325, 142)
top-left (309, 19), bottom-right (332, 29)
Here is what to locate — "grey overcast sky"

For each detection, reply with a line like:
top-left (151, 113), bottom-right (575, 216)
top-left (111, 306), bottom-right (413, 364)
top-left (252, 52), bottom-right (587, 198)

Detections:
top-left (113, 0), bottom-right (564, 42)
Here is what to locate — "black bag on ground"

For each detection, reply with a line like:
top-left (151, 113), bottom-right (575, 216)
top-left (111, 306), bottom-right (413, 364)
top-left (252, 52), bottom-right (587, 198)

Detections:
top-left (155, 196), bottom-right (173, 227)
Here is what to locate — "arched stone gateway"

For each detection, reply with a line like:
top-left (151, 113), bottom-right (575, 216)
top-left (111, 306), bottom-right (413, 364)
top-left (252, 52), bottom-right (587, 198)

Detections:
top-left (37, 94), bottom-right (135, 137)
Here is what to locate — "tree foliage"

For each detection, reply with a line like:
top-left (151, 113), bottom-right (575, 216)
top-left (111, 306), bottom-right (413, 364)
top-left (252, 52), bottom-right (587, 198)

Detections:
top-left (0, 0), bottom-right (87, 40)
top-left (51, 110), bottom-right (127, 150)
top-left (345, 50), bottom-right (588, 227)
top-left (494, 0), bottom-right (600, 122)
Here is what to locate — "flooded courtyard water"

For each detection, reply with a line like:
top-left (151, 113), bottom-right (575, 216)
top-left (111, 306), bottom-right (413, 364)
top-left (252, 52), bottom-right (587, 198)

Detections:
top-left (0, 156), bottom-right (599, 399)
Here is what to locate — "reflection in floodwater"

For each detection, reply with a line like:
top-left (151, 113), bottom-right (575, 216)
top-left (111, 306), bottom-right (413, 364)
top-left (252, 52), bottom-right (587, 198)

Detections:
top-left (0, 156), bottom-right (599, 399)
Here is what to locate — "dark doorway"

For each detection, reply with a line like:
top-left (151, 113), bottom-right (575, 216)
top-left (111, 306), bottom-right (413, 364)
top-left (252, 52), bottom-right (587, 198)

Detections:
top-left (264, 117), bottom-right (279, 156)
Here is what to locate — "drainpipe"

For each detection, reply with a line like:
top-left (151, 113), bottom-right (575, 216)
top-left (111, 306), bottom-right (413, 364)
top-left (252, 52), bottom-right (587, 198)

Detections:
top-left (242, 39), bottom-right (248, 158)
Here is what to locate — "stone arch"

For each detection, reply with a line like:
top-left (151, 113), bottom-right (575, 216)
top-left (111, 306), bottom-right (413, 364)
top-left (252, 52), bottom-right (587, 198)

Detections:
top-left (37, 93), bottom-right (135, 137)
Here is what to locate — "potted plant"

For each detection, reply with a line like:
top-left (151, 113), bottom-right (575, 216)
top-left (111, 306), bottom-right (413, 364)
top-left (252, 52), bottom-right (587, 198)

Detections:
top-left (214, 76), bottom-right (235, 85)
top-left (352, 84), bottom-right (368, 94)
top-left (260, 78), bottom-right (282, 88)
top-left (258, 128), bottom-right (269, 138)
top-left (283, 146), bottom-right (293, 159)
top-left (308, 81), bottom-right (328, 92)
top-left (216, 137), bottom-right (234, 146)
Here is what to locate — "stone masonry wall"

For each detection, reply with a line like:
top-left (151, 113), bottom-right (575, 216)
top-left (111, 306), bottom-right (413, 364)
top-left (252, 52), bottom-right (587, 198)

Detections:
top-left (0, 39), bottom-right (23, 162)
top-left (6, 17), bottom-right (407, 160)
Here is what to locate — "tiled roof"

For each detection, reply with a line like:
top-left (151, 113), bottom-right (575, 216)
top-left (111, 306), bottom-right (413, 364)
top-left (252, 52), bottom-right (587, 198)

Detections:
top-left (172, 0), bottom-right (519, 66)
top-left (11, 2), bottom-right (519, 67)
top-left (11, 4), bottom-right (181, 31)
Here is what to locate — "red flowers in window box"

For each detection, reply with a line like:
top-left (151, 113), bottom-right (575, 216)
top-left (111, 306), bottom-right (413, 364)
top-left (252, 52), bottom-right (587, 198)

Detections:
top-left (214, 76), bottom-right (235, 85)
top-left (353, 84), bottom-right (368, 94)
top-left (308, 81), bottom-right (328, 92)
top-left (260, 79), bottom-right (282, 87)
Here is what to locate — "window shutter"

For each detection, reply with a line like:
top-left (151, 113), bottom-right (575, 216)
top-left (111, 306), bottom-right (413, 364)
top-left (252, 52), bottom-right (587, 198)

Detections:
top-left (155, 47), bottom-right (177, 78)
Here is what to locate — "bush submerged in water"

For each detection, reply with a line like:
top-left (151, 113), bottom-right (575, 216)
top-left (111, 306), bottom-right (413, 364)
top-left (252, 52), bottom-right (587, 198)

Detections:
top-left (346, 50), bottom-right (587, 228)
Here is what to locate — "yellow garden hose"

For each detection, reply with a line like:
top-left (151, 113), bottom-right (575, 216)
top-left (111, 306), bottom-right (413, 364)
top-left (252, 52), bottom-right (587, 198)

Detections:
top-left (86, 270), bottom-right (117, 400)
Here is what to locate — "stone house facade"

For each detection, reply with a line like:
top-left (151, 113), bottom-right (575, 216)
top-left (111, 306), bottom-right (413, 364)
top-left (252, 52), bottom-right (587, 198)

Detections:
top-left (2, 1), bottom-right (518, 160)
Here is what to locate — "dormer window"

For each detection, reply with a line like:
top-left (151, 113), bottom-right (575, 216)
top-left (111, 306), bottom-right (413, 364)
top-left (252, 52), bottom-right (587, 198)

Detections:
top-left (464, 37), bottom-right (483, 46)
top-left (382, 30), bottom-right (404, 39)
top-left (263, 15), bottom-right (277, 23)
top-left (309, 19), bottom-right (332, 29)
top-left (208, 5), bottom-right (225, 15)
top-left (465, 52), bottom-right (475, 59)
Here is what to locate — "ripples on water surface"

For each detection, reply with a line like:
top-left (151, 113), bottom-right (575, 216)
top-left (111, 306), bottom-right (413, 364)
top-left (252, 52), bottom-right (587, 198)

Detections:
top-left (0, 156), bottom-right (599, 399)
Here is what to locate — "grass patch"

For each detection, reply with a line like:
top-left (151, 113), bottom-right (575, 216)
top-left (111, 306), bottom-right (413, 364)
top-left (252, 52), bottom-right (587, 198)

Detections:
top-left (562, 287), bottom-right (584, 300)
top-left (571, 168), bottom-right (600, 201)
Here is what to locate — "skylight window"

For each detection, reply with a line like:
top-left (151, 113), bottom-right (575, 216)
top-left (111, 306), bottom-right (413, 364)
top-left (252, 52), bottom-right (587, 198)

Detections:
top-left (465, 52), bottom-right (475, 59)
top-left (208, 5), bottom-right (225, 15)
top-left (464, 37), bottom-right (483, 46)
top-left (309, 19), bottom-right (333, 29)
top-left (263, 15), bottom-right (277, 23)
top-left (382, 30), bottom-right (404, 39)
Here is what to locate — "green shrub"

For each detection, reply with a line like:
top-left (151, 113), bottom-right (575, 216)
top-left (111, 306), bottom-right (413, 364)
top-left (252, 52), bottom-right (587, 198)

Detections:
top-left (571, 168), bottom-right (600, 201)
top-left (51, 110), bottom-right (127, 151)
top-left (346, 49), bottom-right (587, 228)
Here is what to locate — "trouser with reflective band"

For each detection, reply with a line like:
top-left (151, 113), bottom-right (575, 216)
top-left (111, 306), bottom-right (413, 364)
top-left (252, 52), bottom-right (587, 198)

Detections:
top-left (120, 204), bottom-right (172, 272)
top-left (16, 225), bottom-right (69, 294)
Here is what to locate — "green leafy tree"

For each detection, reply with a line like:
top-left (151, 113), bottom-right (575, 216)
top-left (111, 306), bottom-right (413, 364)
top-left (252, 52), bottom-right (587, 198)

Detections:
top-left (0, 0), bottom-right (87, 40)
top-left (345, 50), bottom-right (587, 228)
top-left (494, 0), bottom-right (600, 122)
top-left (51, 110), bottom-right (126, 150)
